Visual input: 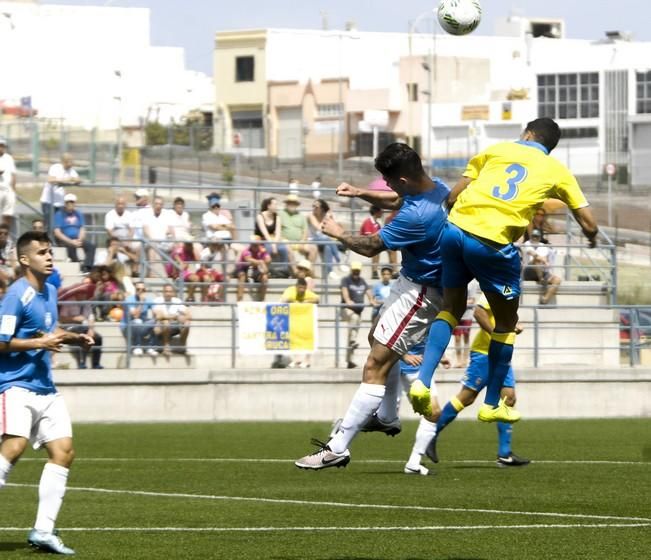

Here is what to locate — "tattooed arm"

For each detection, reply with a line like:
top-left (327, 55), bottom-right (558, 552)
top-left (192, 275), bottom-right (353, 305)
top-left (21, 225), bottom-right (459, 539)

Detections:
top-left (321, 215), bottom-right (386, 257)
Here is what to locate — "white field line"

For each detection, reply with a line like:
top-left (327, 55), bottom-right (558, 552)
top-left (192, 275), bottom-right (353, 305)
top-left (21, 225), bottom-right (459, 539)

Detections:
top-left (7, 483), bottom-right (651, 524)
top-left (16, 457), bottom-right (651, 466)
top-left (0, 523), bottom-right (649, 533)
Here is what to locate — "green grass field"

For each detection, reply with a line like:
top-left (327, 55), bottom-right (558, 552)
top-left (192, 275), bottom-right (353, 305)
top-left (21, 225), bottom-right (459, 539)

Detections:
top-left (1, 419), bottom-right (650, 559)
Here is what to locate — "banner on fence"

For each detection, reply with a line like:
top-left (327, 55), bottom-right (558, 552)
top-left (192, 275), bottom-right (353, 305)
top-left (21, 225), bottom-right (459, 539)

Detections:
top-left (237, 302), bottom-right (318, 354)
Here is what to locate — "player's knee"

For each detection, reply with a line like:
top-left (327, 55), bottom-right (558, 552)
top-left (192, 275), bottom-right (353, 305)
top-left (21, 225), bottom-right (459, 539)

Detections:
top-left (52, 446), bottom-right (75, 468)
top-left (362, 355), bottom-right (384, 384)
top-left (1, 437), bottom-right (28, 462)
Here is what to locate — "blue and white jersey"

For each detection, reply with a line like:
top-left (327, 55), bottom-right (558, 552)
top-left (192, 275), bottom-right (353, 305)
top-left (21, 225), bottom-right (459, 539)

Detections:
top-left (378, 179), bottom-right (450, 287)
top-left (0, 277), bottom-right (59, 395)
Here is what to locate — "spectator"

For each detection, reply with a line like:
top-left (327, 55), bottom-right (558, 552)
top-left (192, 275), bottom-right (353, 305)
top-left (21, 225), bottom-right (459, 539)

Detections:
top-left (121, 281), bottom-right (158, 357)
top-left (105, 195), bottom-right (133, 240)
top-left (53, 193), bottom-right (96, 273)
top-left (58, 283), bottom-right (104, 369)
top-left (340, 261), bottom-right (375, 369)
top-left (199, 241), bottom-right (227, 302)
top-left (143, 196), bottom-right (173, 275)
top-left (94, 265), bottom-right (124, 321)
top-left (280, 194), bottom-right (317, 268)
top-left (522, 228), bottom-right (562, 305)
top-left (153, 284), bottom-right (191, 357)
top-left (288, 177), bottom-right (299, 196)
top-left (281, 278), bottom-right (319, 368)
top-left (295, 259), bottom-right (316, 291)
top-left (0, 223), bottom-right (16, 284)
top-left (95, 236), bottom-right (137, 271)
top-left (371, 265), bottom-right (394, 321)
top-left (0, 137), bottom-right (16, 228)
top-left (311, 176), bottom-right (322, 199)
top-left (235, 241), bottom-right (270, 302)
top-left (165, 238), bottom-right (203, 302)
top-left (40, 153), bottom-right (81, 231)
top-left (129, 188), bottom-right (152, 241)
top-left (524, 207), bottom-right (554, 243)
top-left (168, 196), bottom-right (192, 240)
top-left (360, 205), bottom-right (383, 279)
top-left (31, 219), bottom-right (63, 289)
top-left (202, 192), bottom-right (235, 242)
top-left (308, 199), bottom-right (342, 276)
top-left (453, 279), bottom-right (478, 368)
top-left (255, 197), bottom-right (291, 278)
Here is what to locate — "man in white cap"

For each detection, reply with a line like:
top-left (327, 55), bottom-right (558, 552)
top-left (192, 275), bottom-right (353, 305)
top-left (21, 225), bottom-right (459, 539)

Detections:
top-left (40, 153), bottom-right (81, 232)
top-left (53, 194), bottom-right (96, 273)
top-left (0, 137), bottom-right (17, 228)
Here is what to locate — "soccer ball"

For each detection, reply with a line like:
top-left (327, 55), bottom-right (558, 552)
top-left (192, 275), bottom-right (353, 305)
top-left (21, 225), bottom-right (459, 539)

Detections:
top-left (437, 0), bottom-right (482, 36)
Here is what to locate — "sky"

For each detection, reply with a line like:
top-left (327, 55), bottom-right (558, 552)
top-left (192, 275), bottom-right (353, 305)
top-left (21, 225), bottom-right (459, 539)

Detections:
top-left (43, 0), bottom-right (651, 75)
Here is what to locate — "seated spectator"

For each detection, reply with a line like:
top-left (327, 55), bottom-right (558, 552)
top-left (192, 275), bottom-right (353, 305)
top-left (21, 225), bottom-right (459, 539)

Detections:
top-left (199, 241), bottom-right (227, 302)
top-left (524, 207), bottom-right (554, 243)
top-left (280, 194), bottom-right (317, 269)
top-left (295, 259), bottom-right (316, 291)
top-left (58, 282), bottom-right (103, 369)
top-left (143, 196), bottom-right (173, 274)
top-left (53, 193), bottom-right (96, 273)
top-left (255, 197), bottom-right (291, 278)
top-left (105, 195), bottom-right (138, 275)
top-left (371, 265), bottom-right (394, 321)
top-left (202, 192), bottom-right (235, 242)
top-left (308, 199), bottom-right (342, 276)
top-left (168, 196), bottom-right (192, 240)
top-left (153, 284), bottom-right (191, 357)
top-left (0, 223), bottom-right (16, 284)
top-left (360, 206), bottom-right (383, 279)
top-left (121, 281), bottom-right (158, 357)
top-left (95, 236), bottom-right (138, 274)
top-left (235, 241), bottom-right (270, 302)
top-left (40, 153), bottom-right (81, 231)
top-left (165, 238), bottom-right (204, 302)
top-left (280, 278), bottom-right (319, 368)
top-left (94, 265), bottom-right (124, 321)
top-left (522, 228), bottom-right (562, 304)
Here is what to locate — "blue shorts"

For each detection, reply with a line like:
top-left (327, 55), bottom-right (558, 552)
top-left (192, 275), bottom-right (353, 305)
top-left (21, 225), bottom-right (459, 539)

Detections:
top-left (441, 222), bottom-right (521, 299)
top-left (461, 351), bottom-right (515, 392)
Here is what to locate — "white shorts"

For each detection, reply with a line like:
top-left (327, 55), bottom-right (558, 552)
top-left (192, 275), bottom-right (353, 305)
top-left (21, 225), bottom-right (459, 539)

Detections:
top-left (373, 274), bottom-right (443, 356)
top-left (0, 387), bottom-right (72, 449)
top-left (0, 189), bottom-right (15, 217)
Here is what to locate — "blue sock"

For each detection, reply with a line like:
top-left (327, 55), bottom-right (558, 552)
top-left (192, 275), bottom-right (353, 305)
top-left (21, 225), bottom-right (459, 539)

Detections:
top-left (418, 314), bottom-right (457, 387)
top-left (485, 335), bottom-right (514, 406)
top-left (435, 397), bottom-right (464, 436)
top-left (497, 422), bottom-right (512, 457)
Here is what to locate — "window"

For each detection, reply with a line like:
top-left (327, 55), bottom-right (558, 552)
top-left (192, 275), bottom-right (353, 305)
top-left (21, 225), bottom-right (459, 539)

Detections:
top-left (235, 56), bottom-right (254, 82)
top-left (537, 73), bottom-right (599, 119)
top-left (560, 127), bottom-right (598, 139)
top-left (407, 83), bottom-right (418, 102)
top-left (317, 104), bottom-right (344, 118)
top-left (636, 71), bottom-right (651, 113)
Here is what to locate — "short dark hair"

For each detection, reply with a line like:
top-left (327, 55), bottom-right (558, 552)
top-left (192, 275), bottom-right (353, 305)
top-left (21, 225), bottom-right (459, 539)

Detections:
top-left (381, 266), bottom-right (394, 274)
top-left (260, 197), bottom-right (276, 212)
top-left (296, 278), bottom-right (307, 287)
top-left (374, 143), bottom-right (425, 181)
top-left (369, 205), bottom-right (382, 215)
top-left (525, 118), bottom-right (561, 153)
top-left (0, 223), bottom-right (9, 231)
top-left (17, 231), bottom-right (50, 257)
top-left (313, 199), bottom-right (330, 213)
top-left (106, 236), bottom-right (120, 247)
top-left (173, 197), bottom-right (185, 205)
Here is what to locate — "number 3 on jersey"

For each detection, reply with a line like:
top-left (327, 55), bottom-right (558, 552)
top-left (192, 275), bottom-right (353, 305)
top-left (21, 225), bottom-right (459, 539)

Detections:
top-left (492, 164), bottom-right (527, 201)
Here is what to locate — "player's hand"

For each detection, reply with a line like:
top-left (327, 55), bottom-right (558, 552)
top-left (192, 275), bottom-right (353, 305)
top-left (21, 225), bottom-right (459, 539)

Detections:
top-left (39, 332), bottom-right (67, 352)
top-left (336, 182), bottom-right (360, 198)
top-left (515, 322), bottom-right (524, 335)
top-left (321, 215), bottom-right (345, 239)
top-left (402, 354), bottom-right (423, 367)
top-left (440, 356), bottom-right (452, 369)
top-left (77, 333), bottom-right (94, 350)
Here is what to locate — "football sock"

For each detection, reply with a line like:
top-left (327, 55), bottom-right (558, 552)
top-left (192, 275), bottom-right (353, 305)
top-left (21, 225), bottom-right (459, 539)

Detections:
top-left (485, 332), bottom-right (515, 406)
top-left (497, 421), bottom-right (513, 457)
top-left (34, 463), bottom-right (69, 534)
top-left (0, 453), bottom-right (12, 489)
top-left (407, 417), bottom-right (437, 466)
top-left (376, 362), bottom-right (401, 423)
top-left (417, 312), bottom-right (458, 388)
top-left (436, 397), bottom-right (465, 435)
top-left (328, 383), bottom-right (385, 454)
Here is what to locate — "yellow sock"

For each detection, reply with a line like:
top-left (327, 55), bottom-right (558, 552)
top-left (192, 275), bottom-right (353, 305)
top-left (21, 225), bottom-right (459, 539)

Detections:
top-left (450, 397), bottom-right (465, 412)
top-left (436, 311), bottom-right (459, 329)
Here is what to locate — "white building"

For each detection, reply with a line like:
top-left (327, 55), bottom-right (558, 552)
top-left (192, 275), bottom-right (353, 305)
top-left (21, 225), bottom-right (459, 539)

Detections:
top-left (214, 17), bottom-right (651, 186)
top-left (0, 0), bottom-right (213, 129)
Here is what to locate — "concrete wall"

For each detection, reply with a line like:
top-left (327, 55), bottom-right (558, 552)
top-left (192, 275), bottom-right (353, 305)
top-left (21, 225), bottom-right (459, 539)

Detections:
top-left (56, 368), bottom-right (651, 422)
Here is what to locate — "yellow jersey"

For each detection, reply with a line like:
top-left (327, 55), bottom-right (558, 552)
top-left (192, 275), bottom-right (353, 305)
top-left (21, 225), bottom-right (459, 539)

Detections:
top-left (280, 286), bottom-right (319, 304)
top-left (449, 140), bottom-right (589, 245)
top-left (470, 294), bottom-right (493, 355)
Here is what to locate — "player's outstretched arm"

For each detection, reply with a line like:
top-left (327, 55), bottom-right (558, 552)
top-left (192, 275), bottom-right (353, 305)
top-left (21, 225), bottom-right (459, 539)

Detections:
top-left (571, 207), bottom-right (599, 248)
top-left (0, 331), bottom-right (68, 353)
top-left (336, 182), bottom-right (402, 210)
top-left (55, 327), bottom-right (94, 350)
top-left (321, 216), bottom-right (386, 257)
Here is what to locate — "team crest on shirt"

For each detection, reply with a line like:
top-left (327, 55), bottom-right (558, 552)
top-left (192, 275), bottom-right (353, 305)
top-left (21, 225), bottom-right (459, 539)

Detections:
top-left (502, 285), bottom-right (513, 296)
top-left (21, 286), bottom-right (36, 306)
top-left (44, 312), bottom-right (53, 330)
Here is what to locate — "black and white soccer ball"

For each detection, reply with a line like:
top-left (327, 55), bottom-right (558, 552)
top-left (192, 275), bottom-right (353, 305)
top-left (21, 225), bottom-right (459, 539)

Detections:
top-left (437, 0), bottom-right (482, 36)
